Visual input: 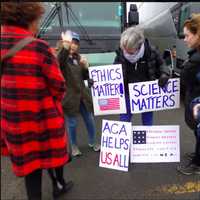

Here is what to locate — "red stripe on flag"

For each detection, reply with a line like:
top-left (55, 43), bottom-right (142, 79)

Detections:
top-left (98, 98), bottom-right (120, 111)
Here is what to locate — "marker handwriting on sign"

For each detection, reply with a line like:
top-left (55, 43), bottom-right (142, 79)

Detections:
top-left (132, 79), bottom-right (178, 97)
top-left (90, 67), bottom-right (122, 82)
top-left (102, 122), bottom-right (129, 150)
top-left (100, 151), bottom-right (128, 168)
top-left (90, 66), bottom-right (124, 97)
top-left (92, 82), bottom-right (123, 97)
top-left (131, 94), bottom-right (176, 111)
top-left (101, 136), bottom-right (129, 150)
top-left (130, 79), bottom-right (179, 112)
top-left (100, 120), bottom-right (131, 171)
top-left (102, 122), bottom-right (127, 136)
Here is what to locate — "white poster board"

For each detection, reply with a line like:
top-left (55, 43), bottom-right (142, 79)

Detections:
top-left (130, 125), bottom-right (180, 163)
top-left (128, 78), bottom-right (180, 113)
top-left (99, 120), bottom-right (132, 172)
top-left (89, 64), bottom-right (126, 116)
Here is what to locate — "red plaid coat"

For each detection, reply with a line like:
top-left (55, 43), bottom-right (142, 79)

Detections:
top-left (1, 26), bottom-right (70, 176)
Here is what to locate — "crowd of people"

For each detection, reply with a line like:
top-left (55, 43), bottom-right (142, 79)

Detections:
top-left (1, 2), bottom-right (199, 200)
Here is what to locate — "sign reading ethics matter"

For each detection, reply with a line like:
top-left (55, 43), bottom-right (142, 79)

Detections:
top-left (89, 64), bottom-right (126, 116)
top-left (128, 78), bottom-right (180, 113)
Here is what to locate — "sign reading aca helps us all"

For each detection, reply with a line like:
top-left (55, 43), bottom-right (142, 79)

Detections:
top-left (89, 64), bottom-right (126, 116)
top-left (99, 120), bottom-right (132, 172)
top-left (128, 78), bottom-right (180, 113)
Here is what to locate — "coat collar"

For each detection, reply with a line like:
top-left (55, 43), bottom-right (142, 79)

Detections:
top-left (1, 25), bottom-right (34, 36)
top-left (187, 48), bottom-right (200, 63)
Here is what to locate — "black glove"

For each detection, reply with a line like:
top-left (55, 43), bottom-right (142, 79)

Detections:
top-left (88, 78), bottom-right (94, 88)
top-left (158, 73), bottom-right (169, 88)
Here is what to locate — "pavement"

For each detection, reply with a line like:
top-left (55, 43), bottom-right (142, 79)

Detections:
top-left (1, 101), bottom-right (200, 200)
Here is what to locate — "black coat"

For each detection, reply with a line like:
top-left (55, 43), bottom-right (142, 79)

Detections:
top-left (181, 48), bottom-right (200, 129)
top-left (114, 39), bottom-right (170, 91)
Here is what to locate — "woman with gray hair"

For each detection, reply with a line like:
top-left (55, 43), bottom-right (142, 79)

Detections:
top-left (114, 26), bottom-right (170, 124)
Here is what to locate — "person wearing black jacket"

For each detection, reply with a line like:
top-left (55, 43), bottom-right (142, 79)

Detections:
top-left (114, 26), bottom-right (170, 124)
top-left (177, 14), bottom-right (200, 175)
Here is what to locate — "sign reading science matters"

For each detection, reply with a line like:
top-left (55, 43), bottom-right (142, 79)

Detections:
top-left (89, 64), bottom-right (126, 116)
top-left (130, 125), bottom-right (180, 163)
top-left (128, 78), bottom-right (180, 113)
top-left (99, 120), bottom-right (132, 172)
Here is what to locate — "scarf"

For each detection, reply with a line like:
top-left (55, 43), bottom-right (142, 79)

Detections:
top-left (123, 43), bottom-right (145, 64)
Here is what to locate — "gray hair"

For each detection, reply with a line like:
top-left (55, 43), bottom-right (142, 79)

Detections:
top-left (120, 26), bottom-right (145, 50)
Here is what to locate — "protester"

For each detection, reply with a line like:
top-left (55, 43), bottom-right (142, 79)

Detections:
top-left (177, 13), bottom-right (200, 175)
top-left (57, 30), bottom-right (100, 157)
top-left (113, 26), bottom-right (170, 124)
top-left (1, 2), bottom-right (73, 199)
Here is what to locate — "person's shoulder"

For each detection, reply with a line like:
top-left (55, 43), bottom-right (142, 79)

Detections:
top-left (33, 38), bottom-right (51, 49)
top-left (144, 39), bottom-right (157, 53)
top-left (115, 47), bottom-right (123, 57)
top-left (144, 39), bottom-right (154, 58)
top-left (188, 49), bottom-right (200, 64)
top-left (32, 38), bottom-right (54, 58)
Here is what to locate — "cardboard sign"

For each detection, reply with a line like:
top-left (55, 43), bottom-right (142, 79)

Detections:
top-left (128, 78), bottom-right (180, 113)
top-left (130, 125), bottom-right (180, 163)
top-left (89, 64), bottom-right (126, 115)
top-left (99, 120), bottom-right (132, 172)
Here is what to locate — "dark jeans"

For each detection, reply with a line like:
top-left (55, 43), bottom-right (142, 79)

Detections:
top-left (192, 129), bottom-right (200, 166)
top-left (120, 94), bottom-right (153, 125)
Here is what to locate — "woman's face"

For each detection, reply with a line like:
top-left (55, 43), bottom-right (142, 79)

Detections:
top-left (123, 47), bottom-right (139, 55)
top-left (183, 26), bottom-right (199, 49)
top-left (70, 40), bottom-right (79, 55)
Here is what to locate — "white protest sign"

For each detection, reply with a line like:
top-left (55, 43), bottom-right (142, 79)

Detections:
top-left (99, 120), bottom-right (132, 172)
top-left (89, 64), bottom-right (126, 116)
top-left (130, 125), bottom-right (180, 163)
top-left (128, 78), bottom-right (180, 113)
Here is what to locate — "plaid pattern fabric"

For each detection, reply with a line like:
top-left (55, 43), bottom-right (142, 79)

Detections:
top-left (1, 26), bottom-right (69, 176)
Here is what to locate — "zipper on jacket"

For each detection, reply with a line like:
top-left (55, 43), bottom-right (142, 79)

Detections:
top-left (135, 62), bottom-right (138, 70)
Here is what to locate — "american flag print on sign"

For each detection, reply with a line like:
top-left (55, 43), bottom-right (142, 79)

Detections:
top-left (98, 98), bottom-right (120, 111)
top-left (133, 130), bottom-right (146, 144)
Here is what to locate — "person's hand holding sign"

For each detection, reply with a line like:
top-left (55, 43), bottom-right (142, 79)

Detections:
top-left (80, 55), bottom-right (89, 68)
top-left (158, 73), bottom-right (169, 88)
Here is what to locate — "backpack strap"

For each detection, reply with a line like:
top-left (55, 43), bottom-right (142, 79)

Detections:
top-left (1, 37), bottom-right (36, 77)
top-left (1, 37), bottom-right (35, 61)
